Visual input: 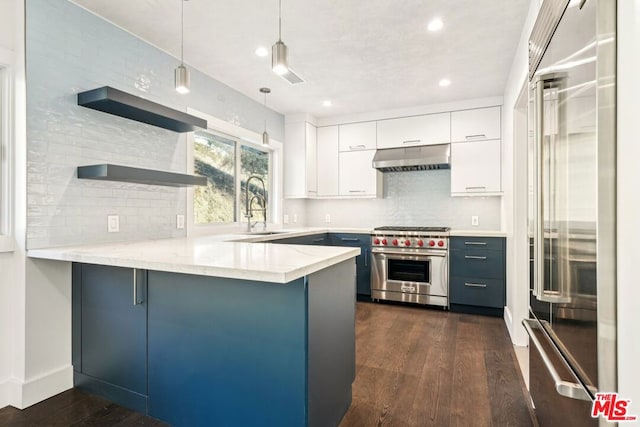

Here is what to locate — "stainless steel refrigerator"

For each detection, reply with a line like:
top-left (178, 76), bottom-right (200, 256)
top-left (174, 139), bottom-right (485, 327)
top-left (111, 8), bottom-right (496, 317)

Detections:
top-left (524, 0), bottom-right (617, 426)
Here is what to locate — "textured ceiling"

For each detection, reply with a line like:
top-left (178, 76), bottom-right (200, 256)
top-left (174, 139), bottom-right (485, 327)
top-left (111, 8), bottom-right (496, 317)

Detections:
top-left (71, 0), bottom-right (530, 117)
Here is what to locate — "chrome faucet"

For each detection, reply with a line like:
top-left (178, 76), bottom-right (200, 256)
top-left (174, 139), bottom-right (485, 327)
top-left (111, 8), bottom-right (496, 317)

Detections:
top-left (244, 175), bottom-right (267, 232)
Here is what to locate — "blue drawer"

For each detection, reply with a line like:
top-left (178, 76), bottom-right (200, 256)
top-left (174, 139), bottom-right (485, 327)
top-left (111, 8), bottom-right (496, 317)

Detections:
top-left (330, 233), bottom-right (369, 247)
top-left (450, 276), bottom-right (505, 308)
top-left (450, 236), bottom-right (505, 251)
top-left (449, 249), bottom-right (504, 279)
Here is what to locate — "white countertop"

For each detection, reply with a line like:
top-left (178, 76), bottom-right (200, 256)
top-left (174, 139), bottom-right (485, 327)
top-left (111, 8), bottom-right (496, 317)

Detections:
top-left (28, 234), bottom-right (360, 284)
top-left (26, 227), bottom-right (506, 283)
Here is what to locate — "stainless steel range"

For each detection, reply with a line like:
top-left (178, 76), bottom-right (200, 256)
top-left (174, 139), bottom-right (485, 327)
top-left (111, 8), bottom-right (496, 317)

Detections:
top-left (370, 226), bottom-right (450, 308)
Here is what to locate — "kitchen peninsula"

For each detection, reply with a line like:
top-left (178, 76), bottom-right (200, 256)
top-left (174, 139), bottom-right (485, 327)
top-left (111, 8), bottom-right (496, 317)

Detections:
top-left (29, 236), bottom-right (359, 427)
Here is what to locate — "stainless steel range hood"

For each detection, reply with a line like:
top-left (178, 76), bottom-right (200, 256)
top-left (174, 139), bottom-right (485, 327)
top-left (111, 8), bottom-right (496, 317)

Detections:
top-left (372, 143), bottom-right (450, 172)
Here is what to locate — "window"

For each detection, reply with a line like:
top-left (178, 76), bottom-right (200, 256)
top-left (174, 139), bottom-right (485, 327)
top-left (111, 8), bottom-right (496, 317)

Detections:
top-left (194, 130), bottom-right (271, 225)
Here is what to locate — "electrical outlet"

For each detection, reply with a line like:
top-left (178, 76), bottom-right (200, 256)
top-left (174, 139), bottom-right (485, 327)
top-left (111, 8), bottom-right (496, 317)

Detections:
top-left (325, 214), bottom-right (331, 223)
top-left (471, 216), bottom-right (479, 226)
top-left (176, 214), bottom-right (185, 229)
top-left (283, 214), bottom-right (289, 224)
top-left (293, 214), bottom-right (298, 224)
top-left (107, 215), bottom-right (119, 233)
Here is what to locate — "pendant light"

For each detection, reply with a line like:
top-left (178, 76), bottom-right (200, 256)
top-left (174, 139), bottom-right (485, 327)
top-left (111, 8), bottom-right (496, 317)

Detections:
top-left (272, 0), bottom-right (289, 75)
top-left (260, 88), bottom-right (271, 145)
top-left (175, 0), bottom-right (190, 94)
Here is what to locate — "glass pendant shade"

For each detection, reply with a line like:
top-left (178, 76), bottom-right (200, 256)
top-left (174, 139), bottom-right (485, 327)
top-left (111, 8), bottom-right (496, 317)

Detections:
top-left (175, 64), bottom-right (190, 94)
top-left (272, 41), bottom-right (289, 75)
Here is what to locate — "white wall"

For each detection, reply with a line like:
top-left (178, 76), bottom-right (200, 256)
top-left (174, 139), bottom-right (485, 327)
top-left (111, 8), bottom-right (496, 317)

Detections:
top-left (501, 0), bottom-right (542, 347)
top-left (0, 0), bottom-right (23, 410)
top-left (617, 0), bottom-right (640, 417)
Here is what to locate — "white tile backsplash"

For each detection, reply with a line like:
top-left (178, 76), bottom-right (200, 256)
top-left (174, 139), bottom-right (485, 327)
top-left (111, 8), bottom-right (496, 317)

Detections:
top-left (26, 0), bottom-right (284, 249)
top-left (295, 170), bottom-right (502, 230)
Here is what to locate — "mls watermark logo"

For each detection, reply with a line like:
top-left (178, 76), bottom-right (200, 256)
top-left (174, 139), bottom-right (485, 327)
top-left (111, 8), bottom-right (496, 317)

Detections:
top-left (591, 393), bottom-right (637, 422)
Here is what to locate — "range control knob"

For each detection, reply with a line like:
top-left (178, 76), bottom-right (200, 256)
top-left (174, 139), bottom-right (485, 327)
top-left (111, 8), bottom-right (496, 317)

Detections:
top-left (429, 240), bottom-right (436, 247)
top-left (404, 239), bottom-right (411, 246)
top-left (417, 240), bottom-right (424, 247)
top-left (438, 240), bottom-right (445, 247)
top-left (374, 238), bottom-right (380, 245)
top-left (392, 239), bottom-right (398, 246)
top-left (382, 238), bottom-right (388, 245)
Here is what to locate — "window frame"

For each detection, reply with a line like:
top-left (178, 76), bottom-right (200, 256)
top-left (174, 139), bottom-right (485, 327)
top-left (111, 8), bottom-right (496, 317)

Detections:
top-left (186, 108), bottom-right (283, 235)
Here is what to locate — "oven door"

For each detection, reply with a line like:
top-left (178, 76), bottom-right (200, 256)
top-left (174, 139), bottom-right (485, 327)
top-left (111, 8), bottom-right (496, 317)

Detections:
top-left (371, 249), bottom-right (447, 298)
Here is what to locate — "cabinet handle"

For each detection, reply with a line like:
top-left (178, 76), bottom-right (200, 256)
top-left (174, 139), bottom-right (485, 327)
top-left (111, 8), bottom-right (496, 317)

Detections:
top-left (348, 190), bottom-right (366, 193)
top-left (464, 241), bottom-right (487, 246)
top-left (349, 145), bottom-right (366, 150)
top-left (364, 248), bottom-right (368, 267)
top-left (402, 139), bottom-right (421, 144)
top-left (341, 237), bottom-right (360, 242)
top-left (464, 282), bottom-right (487, 288)
top-left (464, 255), bottom-right (487, 260)
top-left (133, 269), bottom-right (140, 306)
top-left (465, 134), bottom-right (486, 139)
top-left (312, 238), bottom-right (325, 242)
top-left (465, 186), bottom-right (487, 190)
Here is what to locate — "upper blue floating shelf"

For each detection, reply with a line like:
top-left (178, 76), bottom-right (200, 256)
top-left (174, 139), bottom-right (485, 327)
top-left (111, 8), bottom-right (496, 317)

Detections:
top-left (77, 86), bottom-right (207, 133)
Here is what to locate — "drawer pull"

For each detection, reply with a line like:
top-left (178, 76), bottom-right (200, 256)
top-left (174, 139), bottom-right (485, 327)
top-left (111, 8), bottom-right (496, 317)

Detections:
top-left (402, 139), bottom-right (421, 144)
top-left (465, 134), bottom-right (486, 140)
top-left (341, 237), bottom-right (360, 242)
top-left (464, 282), bottom-right (487, 288)
top-left (464, 241), bottom-right (487, 246)
top-left (464, 255), bottom-right (487, 260)
top-left (348, 190), bottom-right (366, 193)
top-left (312, 238), bottom-right (325, 242)
top-left (465, 186), bottom-right (487, 190)
top-left (349, 145), bottom-right (366, 150)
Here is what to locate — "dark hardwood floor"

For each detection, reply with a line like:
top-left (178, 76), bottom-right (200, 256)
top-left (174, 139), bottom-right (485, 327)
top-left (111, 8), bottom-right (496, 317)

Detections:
top-left (341, 302), bottom-right (535, 427)
top-left (0, 302), bottom-right (535, 427)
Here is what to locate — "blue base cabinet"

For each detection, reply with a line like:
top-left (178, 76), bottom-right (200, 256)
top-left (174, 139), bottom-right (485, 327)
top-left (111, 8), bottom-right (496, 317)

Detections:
top-left (72, 260), bottom-right (356, 427)
top-left (72, 264), bottom-right (148, 413)
top-left (449, 236), bottom-right (506, 317)
top-left (330, 234), bottom-right (371, 299)
top-left (271, 232), bottom-right (372, 299)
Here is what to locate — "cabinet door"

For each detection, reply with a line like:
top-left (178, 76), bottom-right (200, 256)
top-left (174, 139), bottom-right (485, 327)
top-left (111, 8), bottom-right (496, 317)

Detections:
top-left (79, 264), bottom-right (147, 395)
top-left (376, 113), bottom-right (450, 149)
top-left (285, 121), bottom-right (317, 197)
top-left (339, 122), bottom-right (376, 151)
top-left (329, 234), bottom-right (371, 297)
top-left (339, 150), bottom-right (379, 196)
top-left (451, 139), bottom-right (501, 194)
top-left (317, 126), bottom-right (339, 196)
top-left (451, 106), bottom-right (501, 142)
top-left (305, 123), bottom-right (318, 195)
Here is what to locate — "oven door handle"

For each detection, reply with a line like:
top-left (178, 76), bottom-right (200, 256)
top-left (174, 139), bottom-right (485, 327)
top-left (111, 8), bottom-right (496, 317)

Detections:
top-left (371, 249), bottom-right (446, 257)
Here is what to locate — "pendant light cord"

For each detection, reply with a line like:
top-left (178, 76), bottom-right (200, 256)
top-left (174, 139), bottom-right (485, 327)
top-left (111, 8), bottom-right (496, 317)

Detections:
top-left (263, 92), bottom-right (268, 131)
top-left (180, 0), bottom-right (185, 65)
top-left (278, 0), bottom-right (282, 41)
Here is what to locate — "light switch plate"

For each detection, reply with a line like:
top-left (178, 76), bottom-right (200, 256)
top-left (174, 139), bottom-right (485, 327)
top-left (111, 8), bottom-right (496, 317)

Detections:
top-left (107, 215), bottom-right (119, 233)
top-left (325, 214), bottom-right (331, 223)
top-left (176, 214), bottom-right (185, 229)
top-left (283, 214), bottom-right (289, 224)
top-left (293, 214), bottom-right (298, 223)
top-left (471, 216), bottom-right (479, 226)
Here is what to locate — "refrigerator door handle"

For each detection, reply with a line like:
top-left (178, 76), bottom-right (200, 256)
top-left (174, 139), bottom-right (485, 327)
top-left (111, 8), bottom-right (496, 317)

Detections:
top-left (532, 73), bottom-right (571, 304)
top-left (522, 319), bottom-right (595, 401)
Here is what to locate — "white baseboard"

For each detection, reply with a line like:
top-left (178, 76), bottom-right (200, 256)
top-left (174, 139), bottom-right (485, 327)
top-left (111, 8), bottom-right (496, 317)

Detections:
top-left (503, 305), bottom-right (514, 341)
top-left (1, 365), bottom-right (73, 409)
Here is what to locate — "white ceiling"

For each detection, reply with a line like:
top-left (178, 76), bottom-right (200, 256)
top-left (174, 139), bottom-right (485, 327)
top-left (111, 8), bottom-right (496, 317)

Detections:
top-left (72, 0), bottom-right (530, 118)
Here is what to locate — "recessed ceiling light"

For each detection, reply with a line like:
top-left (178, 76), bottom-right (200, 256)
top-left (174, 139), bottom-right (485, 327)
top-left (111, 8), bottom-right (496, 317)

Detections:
top-left (323, 100), bottom-right (332, 107)
top-left (428, 18), bottom-right (444, 32)
top-left (255, 46), bottom-right (269, 57)
top-left (439, 78), bottom-right (451, 87)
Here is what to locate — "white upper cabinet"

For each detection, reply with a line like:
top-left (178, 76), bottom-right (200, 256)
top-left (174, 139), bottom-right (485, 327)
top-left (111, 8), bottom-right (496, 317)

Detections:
top-left (338, 122), bottom-right (377, 151)
top-left (376, 112), bottom-right (451, 149)
top-left (284, 121), bottom-right (317, 198)
top-left (339, 150), bottom-right (381, 197)
top-left (451, 139), bottom-right (502, 195)
top-left (316, 126), bottom-right (340, 197)
top-left (451, 106), bottom-right (501, 142)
